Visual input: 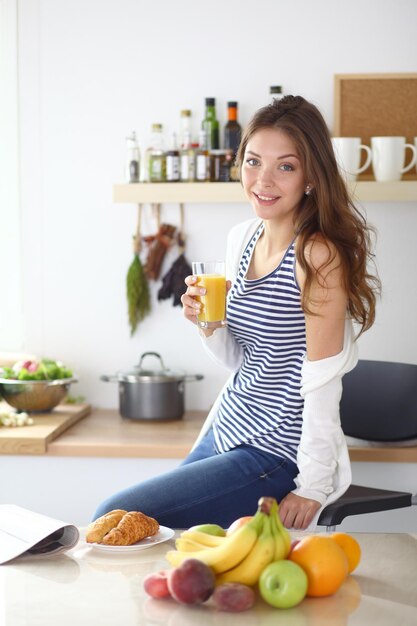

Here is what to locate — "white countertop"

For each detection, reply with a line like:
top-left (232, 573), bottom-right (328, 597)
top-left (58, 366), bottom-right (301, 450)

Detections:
top-left (2, 532), bottom-right (417, 625)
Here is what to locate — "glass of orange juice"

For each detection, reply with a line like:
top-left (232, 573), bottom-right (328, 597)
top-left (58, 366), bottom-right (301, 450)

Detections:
top-left (191, 261), bottom-right (227, 329)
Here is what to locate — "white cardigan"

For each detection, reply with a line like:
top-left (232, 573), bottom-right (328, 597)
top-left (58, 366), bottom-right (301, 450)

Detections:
top-left (193, 218), bottom-right (358, 527)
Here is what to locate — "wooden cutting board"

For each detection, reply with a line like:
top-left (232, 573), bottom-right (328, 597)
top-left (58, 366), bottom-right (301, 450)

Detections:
top-left (0, 403), bottom-right (91, 455)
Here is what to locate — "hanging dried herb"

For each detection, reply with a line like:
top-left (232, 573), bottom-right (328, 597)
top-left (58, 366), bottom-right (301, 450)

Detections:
top-left (126, 204), bottom-right (150, 336)
top-left (157, 204), bottom-right (191, 306)
top-left (127, 253), bottom-right (150, 335)
top-left (157, 253), bottom-right (192, 306)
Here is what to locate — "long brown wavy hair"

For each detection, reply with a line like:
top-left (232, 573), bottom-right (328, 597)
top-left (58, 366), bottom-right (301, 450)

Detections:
top-left (235, 95), bottom-right (380, 335)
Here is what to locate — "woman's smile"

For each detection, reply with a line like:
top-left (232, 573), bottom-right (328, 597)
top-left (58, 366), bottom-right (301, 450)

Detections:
top-left (253, 192), bottom-right (281, 205)
top-left (253, 191), bottom-right (279, 202)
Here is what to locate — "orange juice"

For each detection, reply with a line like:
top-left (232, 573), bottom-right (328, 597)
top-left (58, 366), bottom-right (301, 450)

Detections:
top-left (195, 273), bottom-right (226, 327)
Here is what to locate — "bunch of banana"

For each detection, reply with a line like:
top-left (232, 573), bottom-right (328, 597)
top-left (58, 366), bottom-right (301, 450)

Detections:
top-left (165, 497), bottom-right (292, 585)
top-left (216, 513), bottom-right (275, 586)
top-left (175, 530), bottom-right (226, 552)
top-left (215, 497), bottom-right (291, 586)
top-left (269, 497), bottom-right (292, 561)
top-left (165, 510), bottom-right (264, 574)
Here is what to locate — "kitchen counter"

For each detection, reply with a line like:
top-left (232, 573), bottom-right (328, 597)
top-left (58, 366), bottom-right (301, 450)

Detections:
top-left (44, 407), bottom-right (417, 463)
top-left (1, 404), bottom-right (416, 461)
top-left (46, 408), bottom-right (205, 458)
top-left (2, 532), bottom-right (417, 625)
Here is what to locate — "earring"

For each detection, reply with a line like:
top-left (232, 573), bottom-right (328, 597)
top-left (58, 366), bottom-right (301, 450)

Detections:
top-left (305, 185), bottom-right (312, 196)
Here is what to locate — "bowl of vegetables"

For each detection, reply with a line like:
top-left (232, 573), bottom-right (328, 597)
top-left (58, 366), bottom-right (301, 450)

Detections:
top-left (0, 358), bottom-right (78, 412)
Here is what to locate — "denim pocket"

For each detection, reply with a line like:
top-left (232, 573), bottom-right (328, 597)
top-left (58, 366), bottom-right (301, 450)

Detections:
top-left (253, 450), bottom-right (299, 481)
top-left (238, 444), bottom-right (297, 480)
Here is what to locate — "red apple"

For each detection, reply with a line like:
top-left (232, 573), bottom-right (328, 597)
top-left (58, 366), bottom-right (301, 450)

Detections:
top-left (226, 516), bottom-right (253, 536)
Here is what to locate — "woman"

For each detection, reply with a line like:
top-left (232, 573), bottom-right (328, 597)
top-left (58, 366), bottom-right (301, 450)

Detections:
top-left (93, 96), bottom-right (379, 530)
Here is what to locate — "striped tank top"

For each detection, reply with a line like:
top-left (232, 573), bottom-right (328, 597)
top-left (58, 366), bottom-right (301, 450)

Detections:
top-left (213, 223), bottom-right (306, 464)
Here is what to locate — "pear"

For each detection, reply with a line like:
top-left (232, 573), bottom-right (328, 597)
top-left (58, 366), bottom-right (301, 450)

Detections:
top-left (188, 523), bottom-right (226, 537)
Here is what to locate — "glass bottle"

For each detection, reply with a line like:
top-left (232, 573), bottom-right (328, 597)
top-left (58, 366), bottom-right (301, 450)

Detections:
top-left (202, 97), bottom-right (219, 150)
top-left (270, 85), bottom-right (284, 102)
top-left (125, 131), bottom-right (140, 183)
top-left (224, 101), bottom-right (242, 157)
top-left (195, 130), bottom-right (210, 182)
top-left (166, 132), bottom-right (180, 182)
top-left (180, 131), bottom-right (195, 182)
top-left (179, 109), bottom-right (192, 149)
top-left (147, 123), bottom-right (166, 182)
top-left (224, 101), bottom-right (242, 181)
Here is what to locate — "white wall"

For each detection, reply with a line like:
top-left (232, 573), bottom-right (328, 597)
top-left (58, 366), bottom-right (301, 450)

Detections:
top-left (17, 0), bottom-right (417, 414)
top-left (0, 0), bottom-right (22, 349)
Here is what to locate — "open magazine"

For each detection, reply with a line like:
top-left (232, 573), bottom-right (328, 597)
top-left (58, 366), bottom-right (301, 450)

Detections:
top-left (0, 504), bottom-right (79, 564)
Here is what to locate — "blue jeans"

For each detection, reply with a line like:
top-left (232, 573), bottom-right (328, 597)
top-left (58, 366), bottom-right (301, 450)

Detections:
top-left (92, 429), bottom-right (298, 528)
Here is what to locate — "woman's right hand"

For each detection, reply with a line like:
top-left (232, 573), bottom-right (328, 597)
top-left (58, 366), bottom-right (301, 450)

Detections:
top-left (181, 275), bottom-right (205, 325)
top-left (181, 276), bottom-right (232, 328)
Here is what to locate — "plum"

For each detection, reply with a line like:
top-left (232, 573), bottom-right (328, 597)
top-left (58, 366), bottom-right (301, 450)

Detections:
top-left (212, 583), bottom-right (256, 612)
top-left (143, 570), bottom-right (171, 599)
top-left (167, 558), bottom-right (215, 605)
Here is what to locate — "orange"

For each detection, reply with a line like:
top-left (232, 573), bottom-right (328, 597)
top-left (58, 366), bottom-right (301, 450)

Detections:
top-left (330, 532), bottom-right (361, 573)
top-left (289, 535), bottom-right (349, 597)
top-left (226, 516), bottom-right (253, 536)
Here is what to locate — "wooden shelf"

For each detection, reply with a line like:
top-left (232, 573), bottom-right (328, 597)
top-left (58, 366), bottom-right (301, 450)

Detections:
top-left (113, 181), bottom-right (417, 204)
top-left (349, 180), bottom-right (417, 202)
top-left (113, 182), bottom-right (246, 204)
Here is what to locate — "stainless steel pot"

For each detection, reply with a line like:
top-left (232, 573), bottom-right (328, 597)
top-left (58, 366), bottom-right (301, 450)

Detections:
top-left (101, 352), bottom-right (203, 421)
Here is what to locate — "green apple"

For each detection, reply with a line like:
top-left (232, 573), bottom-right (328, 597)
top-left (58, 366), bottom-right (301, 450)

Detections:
top-left (259, 560), bottom-right (308, 609)
top-left (188, 523), bottom-right (226, 537)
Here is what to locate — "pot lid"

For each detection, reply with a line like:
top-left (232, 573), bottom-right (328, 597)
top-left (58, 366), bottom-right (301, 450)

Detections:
top-left (117, 352), bottom-right (185, 383)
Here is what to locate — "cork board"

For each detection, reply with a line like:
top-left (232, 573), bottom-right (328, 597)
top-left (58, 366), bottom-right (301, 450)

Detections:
top-left (334, 73), bottom-right (417, 180)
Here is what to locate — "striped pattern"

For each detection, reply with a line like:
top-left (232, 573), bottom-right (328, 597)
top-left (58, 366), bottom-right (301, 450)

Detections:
top-left (213, 223), bottom-right (306, 463)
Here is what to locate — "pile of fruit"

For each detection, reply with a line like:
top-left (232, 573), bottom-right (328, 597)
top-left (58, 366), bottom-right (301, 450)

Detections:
top-left (144, 496), bottom-right (361, 612)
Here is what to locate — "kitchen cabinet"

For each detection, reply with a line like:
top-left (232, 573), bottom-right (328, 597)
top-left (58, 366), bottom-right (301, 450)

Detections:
top-left (113, 181), bottom-right (417, 204)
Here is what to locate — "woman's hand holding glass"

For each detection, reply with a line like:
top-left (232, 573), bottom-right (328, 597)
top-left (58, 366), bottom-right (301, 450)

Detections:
top-left (181, 275), bottom-right (231, 336)
top-left (181, 275), bottom-right (205, 326)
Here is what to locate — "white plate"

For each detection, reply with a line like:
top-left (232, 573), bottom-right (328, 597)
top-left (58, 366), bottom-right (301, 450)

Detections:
top-left (82, 525), bottom-right (175, 553)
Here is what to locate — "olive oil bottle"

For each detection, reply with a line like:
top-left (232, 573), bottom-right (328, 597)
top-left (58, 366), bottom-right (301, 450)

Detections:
top-left (202, 97), bottom-right (219, 150)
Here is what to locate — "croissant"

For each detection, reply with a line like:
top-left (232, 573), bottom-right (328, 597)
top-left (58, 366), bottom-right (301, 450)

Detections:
top-left (86, 509), bottom-right (127, 543)
top-left (101, 511), bottom-right (159, 546)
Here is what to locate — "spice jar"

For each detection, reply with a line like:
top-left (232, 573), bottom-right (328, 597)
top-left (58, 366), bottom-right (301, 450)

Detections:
top-left (209, 149), bottom-right (233, 182)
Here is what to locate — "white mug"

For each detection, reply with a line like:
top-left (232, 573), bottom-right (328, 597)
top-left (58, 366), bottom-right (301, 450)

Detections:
top-left (332, 137), bottom-right (372, 181)
top-left (371, 136), bottom-right (417, 182)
